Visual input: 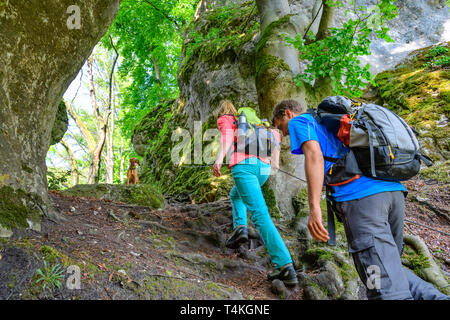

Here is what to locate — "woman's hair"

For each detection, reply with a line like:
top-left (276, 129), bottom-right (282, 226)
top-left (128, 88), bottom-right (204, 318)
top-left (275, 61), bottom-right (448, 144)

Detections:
top-left (216, 99), bottom-right (238, 118)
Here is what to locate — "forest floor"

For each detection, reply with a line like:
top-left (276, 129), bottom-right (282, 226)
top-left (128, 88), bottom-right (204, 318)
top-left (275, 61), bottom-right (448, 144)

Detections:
top-left (0, 179), bottom-right (448, 300)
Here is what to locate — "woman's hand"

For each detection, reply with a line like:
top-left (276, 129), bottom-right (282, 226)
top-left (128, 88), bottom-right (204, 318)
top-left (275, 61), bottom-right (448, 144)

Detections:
top-left (212, 161), bottom-right (222, 177)
top-left (270, 164), bottom-right (279, 175)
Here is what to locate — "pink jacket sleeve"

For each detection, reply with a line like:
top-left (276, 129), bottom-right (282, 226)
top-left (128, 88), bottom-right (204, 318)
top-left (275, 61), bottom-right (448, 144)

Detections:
top-left (217, 115), bottom-right (236, 145)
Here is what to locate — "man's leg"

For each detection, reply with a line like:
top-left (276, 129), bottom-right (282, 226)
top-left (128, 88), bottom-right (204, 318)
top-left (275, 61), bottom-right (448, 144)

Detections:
top-left (231, 161), bottom-right (292, 269)
top-left (403, 268), bottom-right (450, 300)
top-left (336, 192), bottom-right (413, 300)
top-left (389, 192), bottom-right (450, 300)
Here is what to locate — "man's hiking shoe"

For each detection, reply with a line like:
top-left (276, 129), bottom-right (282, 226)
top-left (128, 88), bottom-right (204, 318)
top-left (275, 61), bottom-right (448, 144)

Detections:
top-left (225, 225), bottom-right (248, 249)
top-left (267, 263), bottom-right (298, 286)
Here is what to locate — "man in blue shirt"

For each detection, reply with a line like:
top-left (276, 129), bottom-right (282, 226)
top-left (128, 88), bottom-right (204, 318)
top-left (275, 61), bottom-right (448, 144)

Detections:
top-left (272, 99), bottom-right (449, 300)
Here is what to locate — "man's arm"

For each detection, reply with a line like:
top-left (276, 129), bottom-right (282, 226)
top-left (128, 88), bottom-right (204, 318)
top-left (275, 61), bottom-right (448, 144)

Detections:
top-left (302, 140), bottom-right (330, 242)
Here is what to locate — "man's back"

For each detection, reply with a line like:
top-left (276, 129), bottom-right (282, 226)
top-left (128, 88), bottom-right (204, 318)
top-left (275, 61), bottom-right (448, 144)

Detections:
top-left (287, 113), bottom-right (406, 202)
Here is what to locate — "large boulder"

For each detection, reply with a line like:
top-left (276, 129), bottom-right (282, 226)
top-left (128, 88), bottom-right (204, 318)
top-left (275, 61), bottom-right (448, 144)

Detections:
top-left (0, 0), bottom-right (120, 235)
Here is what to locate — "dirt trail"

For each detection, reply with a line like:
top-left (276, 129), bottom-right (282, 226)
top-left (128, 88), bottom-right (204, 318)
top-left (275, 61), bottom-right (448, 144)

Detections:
top-left (0, 191), bottom-right (302, 300)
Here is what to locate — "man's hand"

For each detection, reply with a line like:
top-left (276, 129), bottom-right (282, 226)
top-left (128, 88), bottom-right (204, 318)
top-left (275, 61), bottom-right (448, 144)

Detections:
top-left (302, 140), bottom-right (329, 242)
top-left (307, 207), bottom-right (330, 242)
top-left (212, 162), bottom-right (222, 177)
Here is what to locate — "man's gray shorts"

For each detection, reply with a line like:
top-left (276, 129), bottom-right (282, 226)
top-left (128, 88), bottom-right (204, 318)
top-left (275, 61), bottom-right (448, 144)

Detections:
top-left (335, 191), bottom-right (449, 300)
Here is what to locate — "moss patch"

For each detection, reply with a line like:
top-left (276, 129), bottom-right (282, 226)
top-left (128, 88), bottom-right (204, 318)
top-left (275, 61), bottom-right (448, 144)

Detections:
top-left (179, 0), bottom-right (260, 83)
top-left (261, 183), bottom-right (281, 219)
top-left (402, 243), bottom-right (432, 279)
top-left (61, 184), bottom-right (165, 209)
top-left (255, 14), bottom-right (295, 54)
top-left (255, 54), bottom-right (291, 80)
top-left (135, 99), bottom-right (235, 203)
top-left (128, 275), bottom-right (239, 300)
top-left (50, 100), bottom-right (69, 146)
top-left (0, 186), bottom-right (42, 231)
top-left (39, 245), bottom-right (76, 268)
top-left (372, 42), bottom-right (450, 182)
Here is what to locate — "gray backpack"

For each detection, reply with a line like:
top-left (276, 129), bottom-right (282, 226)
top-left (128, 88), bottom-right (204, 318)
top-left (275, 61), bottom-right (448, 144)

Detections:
top-left (309, 96), bottom-right (432, 185)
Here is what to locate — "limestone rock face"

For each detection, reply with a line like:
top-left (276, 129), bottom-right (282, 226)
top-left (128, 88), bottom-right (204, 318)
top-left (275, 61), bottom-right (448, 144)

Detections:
top-left (0, 0), bottom-right (120, 230)
top-left (333, 0), bottom-right (450, 74)
top-left (178, 1), bottom-right (261, 130)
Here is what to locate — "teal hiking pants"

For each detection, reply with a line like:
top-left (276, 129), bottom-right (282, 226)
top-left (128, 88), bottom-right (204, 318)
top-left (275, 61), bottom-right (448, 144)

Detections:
top-left (229, 157), bottom-right (293, 269)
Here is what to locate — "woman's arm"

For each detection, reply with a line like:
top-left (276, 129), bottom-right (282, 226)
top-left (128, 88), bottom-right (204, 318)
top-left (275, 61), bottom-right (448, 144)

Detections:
top-left (213, 117), bottom-right (235, 177)
top-left (270, 129), bottom-right (281, 175)
top-left (270, 141), bottom-right (280, 175)
top-left (213, 137), bottom-right (233, 176)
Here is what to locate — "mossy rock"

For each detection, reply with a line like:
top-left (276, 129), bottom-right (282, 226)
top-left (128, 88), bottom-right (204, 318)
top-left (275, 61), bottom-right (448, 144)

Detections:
top-left (127, 275), bottom-right (243, 300)
top-left (261, 183), bottom-right (281, 219)
top-left (179, 0), bottom-right (260, 83)
top-left (50, 100), bottom-right (69, 146)
top-left (370, 42), bottom-right (450, 183)
top-left (0, 186), bottom-right (43, 235)
top-left (61, 184), bottom-right (165, 209)
top-left (300, 246), bottom-right (359, 300)
top-left (135, 98), bottom-right (236, 203)
top-left (39, 245), bottom-right (77, 268)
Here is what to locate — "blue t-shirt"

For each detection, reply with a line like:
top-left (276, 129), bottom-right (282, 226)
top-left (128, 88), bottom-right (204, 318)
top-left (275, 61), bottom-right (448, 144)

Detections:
top-left (288, 114), bottom-right (406, 202)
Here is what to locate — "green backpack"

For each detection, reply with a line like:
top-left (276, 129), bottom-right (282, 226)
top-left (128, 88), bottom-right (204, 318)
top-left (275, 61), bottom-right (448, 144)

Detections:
top-left (234, 107), bottom-right (278, 157)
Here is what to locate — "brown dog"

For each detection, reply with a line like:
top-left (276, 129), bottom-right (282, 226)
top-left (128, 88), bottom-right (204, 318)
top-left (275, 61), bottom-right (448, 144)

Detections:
top-left (126, 158), bottom-right (140, 184)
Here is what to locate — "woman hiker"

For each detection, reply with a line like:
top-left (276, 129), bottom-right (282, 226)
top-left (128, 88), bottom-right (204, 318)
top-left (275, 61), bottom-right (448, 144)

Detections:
top-left (212, 99), bottom-right (298, 286)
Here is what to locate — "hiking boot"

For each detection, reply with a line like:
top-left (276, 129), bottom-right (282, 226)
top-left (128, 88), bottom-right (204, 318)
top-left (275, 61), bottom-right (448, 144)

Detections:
top-left (267, 263), bottom-right (298, 286)
top-left (225, 225), bottom-right (248, 249)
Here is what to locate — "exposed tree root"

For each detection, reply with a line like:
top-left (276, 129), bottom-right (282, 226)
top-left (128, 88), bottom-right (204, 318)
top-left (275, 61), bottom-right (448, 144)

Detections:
top-left (403, 234), bottom-right (450, 295)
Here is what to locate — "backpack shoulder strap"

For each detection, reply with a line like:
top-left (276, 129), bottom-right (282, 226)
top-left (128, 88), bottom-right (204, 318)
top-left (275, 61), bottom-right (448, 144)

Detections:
top-left (306, 108), bottom-right (322, 123)
top-left (325, 185), bottom-right (336, 247)
top-left (323, 156), bottom-right (339, 163)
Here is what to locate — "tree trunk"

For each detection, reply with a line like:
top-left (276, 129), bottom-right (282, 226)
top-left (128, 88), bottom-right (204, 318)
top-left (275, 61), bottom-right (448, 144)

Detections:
top-left (60, 139), bottom-right (79, 186)
top-left (106, 76), bottom-right (115, 184)
top-left (255, 0), bottom-right (304, 119)
top-left (87, 56), bottom-right (108, 184)
top-left (0, 0), bottom-right (120, 232)
top-left (120, 137), bottom-right (125, 184)
top-left (312, 0), bottom-right (334, 97)
top-left (254, 0), bottom-right (335, 218)
top-left (65, 100), bottom-right (96, 153)
top-left (106, 39), bottom-right (118, 184)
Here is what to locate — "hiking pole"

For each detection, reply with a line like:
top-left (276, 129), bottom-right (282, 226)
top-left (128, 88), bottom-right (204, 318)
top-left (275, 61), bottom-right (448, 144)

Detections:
top-left (276, 167), bottom-right (307, 182)
top-left (180, 164), bottom-right (307, 182)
